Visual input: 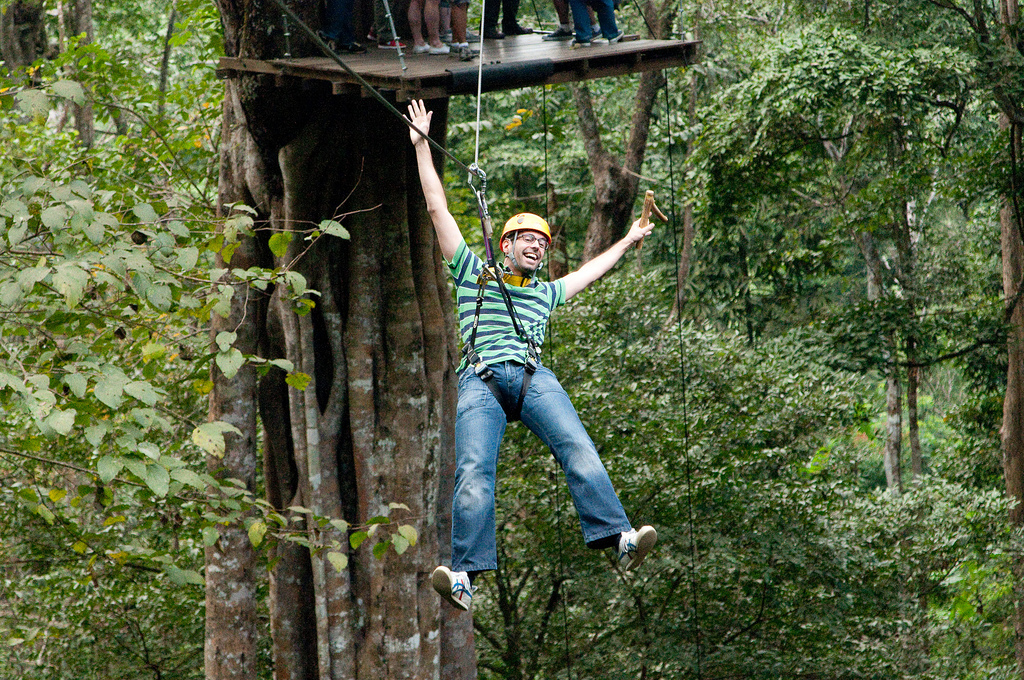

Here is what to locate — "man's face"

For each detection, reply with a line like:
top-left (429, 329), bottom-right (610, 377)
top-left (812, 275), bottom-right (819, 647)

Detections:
top-left (502, 229), bottom-right (548, 274)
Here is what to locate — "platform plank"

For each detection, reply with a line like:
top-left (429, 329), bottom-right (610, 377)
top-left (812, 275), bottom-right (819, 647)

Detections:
top-left (218, 34), bottom-right (699, 100)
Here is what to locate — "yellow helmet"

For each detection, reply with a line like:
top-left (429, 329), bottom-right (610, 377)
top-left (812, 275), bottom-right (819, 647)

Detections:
top-left (501, 213), bottom-right (551, 241)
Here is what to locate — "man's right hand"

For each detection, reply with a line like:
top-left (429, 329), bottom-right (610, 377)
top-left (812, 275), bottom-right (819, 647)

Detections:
top-left (407, 99), bottom-right (432, 147)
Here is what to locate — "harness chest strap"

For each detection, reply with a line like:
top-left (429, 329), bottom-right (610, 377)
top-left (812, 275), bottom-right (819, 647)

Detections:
top-left (464, 266), bottom-right (540, 422)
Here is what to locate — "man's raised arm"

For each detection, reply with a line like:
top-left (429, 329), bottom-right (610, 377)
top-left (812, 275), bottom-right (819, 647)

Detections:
top-left (560, 218), bottom-right (654, 301)
top-left (408, 99), bottom-right (462, 262)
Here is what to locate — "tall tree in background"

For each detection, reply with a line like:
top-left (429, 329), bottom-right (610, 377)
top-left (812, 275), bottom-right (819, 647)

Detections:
top-left (207, 2), bottom-right (472, 679)
top-left (573, 0), bottom-right (678, 262)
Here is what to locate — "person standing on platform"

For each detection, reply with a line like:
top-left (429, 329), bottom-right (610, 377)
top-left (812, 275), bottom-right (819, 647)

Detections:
top-left (542, 0), bottom-right (575, 41)
top-left (567, 0), bottom-right (622, 47)
top-left (482, 0), bottom-right (533, 39)
top-left (320, 0), bottom-right (367, 53)
top-left (409, 0), bottom-right (451, 53)
top-left (406, 99), bottom-right (659, 613)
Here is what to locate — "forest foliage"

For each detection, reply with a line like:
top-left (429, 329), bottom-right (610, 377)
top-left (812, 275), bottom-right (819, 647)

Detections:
top-left (0, 0), bottom-right (1022, 678)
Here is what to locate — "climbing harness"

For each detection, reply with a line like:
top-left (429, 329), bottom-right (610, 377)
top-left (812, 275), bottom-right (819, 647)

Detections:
top-left (464, 168), bottom-right (545, 422)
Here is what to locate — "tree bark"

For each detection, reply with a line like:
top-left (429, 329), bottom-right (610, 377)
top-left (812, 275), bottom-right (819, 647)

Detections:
top-left (204, 81), bottom-right (264, 680)
top-left (211, 3), bottom-right (469, 678)
top-left (996, 0), bottom-right (1024, 670)
top-left (573, 0), bottom-right (676, 264)
top-left (0, 0), bottom-right (47, 76)
top-left (70, 0), bottom-right (94, 148)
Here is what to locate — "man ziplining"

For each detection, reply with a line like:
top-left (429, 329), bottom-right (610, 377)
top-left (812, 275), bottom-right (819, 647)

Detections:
top-left (407, 99), bottom-right (658, 612)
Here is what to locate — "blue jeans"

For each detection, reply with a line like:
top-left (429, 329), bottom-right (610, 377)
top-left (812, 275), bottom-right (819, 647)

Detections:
top-left (322, 0), bottom-right (357, 45)
top-left (451, 362), bottom-right (631, 573)
top-left (567, 0), bottom-right (618, 41)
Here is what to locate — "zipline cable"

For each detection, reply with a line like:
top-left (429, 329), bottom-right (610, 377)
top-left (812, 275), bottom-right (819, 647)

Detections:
top-left (661, 69), bottom-right (703, 680)
top-left (268, 0), bottom-right (478, 179)
top-left (541, 86), bottom-right (577, 680)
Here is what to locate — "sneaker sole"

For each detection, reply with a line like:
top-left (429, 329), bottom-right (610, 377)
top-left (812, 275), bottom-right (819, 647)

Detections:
top-left (432, 566), bottom-right (471, 611)
top-left (625, 526), bottom-right (657, 571)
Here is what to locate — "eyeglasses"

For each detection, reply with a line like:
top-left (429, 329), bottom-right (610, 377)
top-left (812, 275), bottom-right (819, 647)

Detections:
top-left (517, 233), bottom-right (550, 250)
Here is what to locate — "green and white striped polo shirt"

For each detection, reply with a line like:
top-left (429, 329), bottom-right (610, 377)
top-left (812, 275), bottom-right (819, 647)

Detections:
top-left (447, 238), bottom-right (566, 371)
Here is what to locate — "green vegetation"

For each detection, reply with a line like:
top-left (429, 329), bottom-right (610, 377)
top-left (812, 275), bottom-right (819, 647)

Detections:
top-left (1, 0), bottom-right (1021, 677)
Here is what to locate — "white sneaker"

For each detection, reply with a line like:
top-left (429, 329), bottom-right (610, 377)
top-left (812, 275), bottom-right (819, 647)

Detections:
top-left (618, 526), bottom-right (657, 571)
top-left (432, 566), bottom-right (474, 610)
top-left (412, 44), bottom-right (431, 54)
top-left (429, 44), bottom-right (451, 55)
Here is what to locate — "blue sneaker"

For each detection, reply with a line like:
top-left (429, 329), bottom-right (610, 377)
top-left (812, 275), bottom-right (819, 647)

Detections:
top-left (432, 566), bottom-right (475, 611)
top-left (618, 526), bottom-right (657, 571)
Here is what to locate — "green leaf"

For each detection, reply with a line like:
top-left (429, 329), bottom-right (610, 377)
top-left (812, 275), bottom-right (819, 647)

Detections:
top-left (133, 203), bottom-right (159, 223)
top-left (146, 284), bottom-right (172, 311)
top-left (329, 519), bottom-right (349, 533)
top-left (125, 380), bottom-right (160, 406)
top-left (48, 488), bottom-right (67, 502)
top-left (141, 342), bottom-right (168, 363)
top-left (248, 520), bottom-right (267, 547)
top-left (164, 564), bottom-right (204, 586)
top-left (145, 464), bottom-right (170, 497)
top-left (350, 531), bottom-right (369, 550)
top-left (268, 231), bottom-right (293, 257)
top-left (372, 541), bottom-right (389, 559)
top-left (398, 524), bottom-right (418, 547)
top-left (16, 89), bottom-right (48, 118)
top-left (41, 204), bottom-right (70, 230)
top-left (392, 534), bottom-right (410, 555)
top-left (94, 371), bottom-right (128, 409)
top-left (72, 540), bottom-right (88, 554)
top-left (85, 422), bottom-right (109, 447)
top-left (51, 79), bottom-right (85, 104)
top-left (388, 502), bottom-right (411, 511)
top-left (320, 220), bottom-right (351, 240)
top-left (215, 331), bottom-right (237, 353)
top-left (52, 263), bottom-right (89, 307)
top-left (326, 550), bottom-right (348, 573)
top-left (216, 348), bottom-right (245, 379)
top-left (191, 421), bottom-right (242, 458)
top-left (285, 371), bottom-right (311, 391)
top-left (97, 456), bottom-right (123, 483)
top-left (177, 246), bottom-right (199, 270)
top-left (64, 373), bottom-right (87, 399)
top-left (170, 468), bottom-right (206, 489)
top-left (45, 408), bottom-right (76, 436)
top-left (202, 526), bottom-right (220, 547)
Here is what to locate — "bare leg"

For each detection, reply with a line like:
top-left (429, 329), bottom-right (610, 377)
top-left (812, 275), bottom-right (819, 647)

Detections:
top-left (408, 0), bottom-right (427, 47)
top-left (553, 0), bottom-right (569, 24)
top-left (451, 3), bottom-right (468, 43)
top-left (425, 0), bottom-right (443, 47)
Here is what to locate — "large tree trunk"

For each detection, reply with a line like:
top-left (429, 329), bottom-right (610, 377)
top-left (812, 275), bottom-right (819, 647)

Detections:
top-left (996, 0), bottom-right (1024, 671)
top-left (210, 2), bottom-right (472, 679)
top-left (0, 0), bottom-right (48, 76)
top-left (204, 80), bottom-right (264, 680)
top-left (69, 0), bottom-right (94, 147)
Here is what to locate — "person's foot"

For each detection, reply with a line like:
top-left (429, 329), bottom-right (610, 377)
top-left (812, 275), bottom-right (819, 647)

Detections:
top-left (607, 30), bottom-right (625, 43)
top-left (413, 43), bottom-right (431, 54)
top-left (503, 23), bottom-right (534, 35)
top-left (440, 30), bottom-right (453, 43)
top-left (569, 37), bottom-right (591, 48)
top-left (543, 26), bottom-right (574, 41)
top-left (379, 38), bottom-right (407, 49)
top-left (429, 43), bottom-right (451, 54)
top-left (467, 31), bottom-right (482, 42)
top-left (483, 28), bottom-right (506, 39)
top-left (338, 42), bottom-right (367, 54)
top-left (618, 526), bottom-right (657, 571)
top-left (432, 566), bottom-right (474, 610)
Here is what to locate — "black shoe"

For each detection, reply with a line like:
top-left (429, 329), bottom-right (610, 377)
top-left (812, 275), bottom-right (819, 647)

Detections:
top-left (543, 26), bottom-right (574, 40)
top-left (338, 42), bottom-right (367, 54)
top-left (483, 28), bottom-right (506, 39)
top-left (503, 24), bottom-right (534, 35)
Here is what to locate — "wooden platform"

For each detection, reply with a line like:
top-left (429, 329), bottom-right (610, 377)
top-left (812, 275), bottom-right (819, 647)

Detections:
top-left (217, 34), bottom-right (699, 100)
